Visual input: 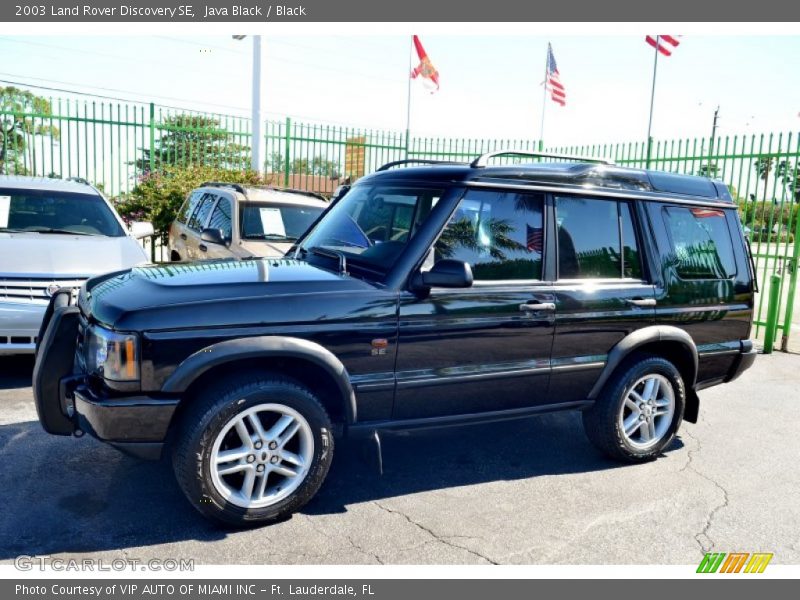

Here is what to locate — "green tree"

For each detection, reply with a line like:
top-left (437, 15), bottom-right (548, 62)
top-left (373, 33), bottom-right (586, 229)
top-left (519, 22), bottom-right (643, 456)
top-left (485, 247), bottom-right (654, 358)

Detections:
top-left (136, 114), bottom-right (248, 173)
top-left (697, 162), bottom-right (719, 178)
top-left (0, 86), bottom-right (60, 175)
top-left (268, 154), bottom-right (340, 177)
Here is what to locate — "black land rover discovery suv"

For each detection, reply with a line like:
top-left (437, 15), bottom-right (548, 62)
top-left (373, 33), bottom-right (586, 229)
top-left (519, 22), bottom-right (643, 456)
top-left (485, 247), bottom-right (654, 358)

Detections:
top-left (34, 151), bottom-right (757, 526)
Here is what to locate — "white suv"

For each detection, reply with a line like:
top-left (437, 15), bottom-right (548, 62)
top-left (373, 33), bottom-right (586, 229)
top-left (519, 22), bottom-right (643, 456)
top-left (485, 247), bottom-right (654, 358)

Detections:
top-left (0, 176), bottom-right (153, 354)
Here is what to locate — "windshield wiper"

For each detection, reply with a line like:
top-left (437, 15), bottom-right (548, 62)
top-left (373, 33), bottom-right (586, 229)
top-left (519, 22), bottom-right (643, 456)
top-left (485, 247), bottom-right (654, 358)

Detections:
top-left (309, 246), bottom-right (347, 274)
top-left (24, 227), bottom-right (93, 236)
top-left (0, 227), bottom-right (23, 233)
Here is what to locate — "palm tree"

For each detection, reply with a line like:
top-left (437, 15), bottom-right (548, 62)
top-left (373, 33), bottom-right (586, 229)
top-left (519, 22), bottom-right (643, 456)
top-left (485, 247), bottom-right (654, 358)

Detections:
top-left (754, 156), bottom-right (776, 203)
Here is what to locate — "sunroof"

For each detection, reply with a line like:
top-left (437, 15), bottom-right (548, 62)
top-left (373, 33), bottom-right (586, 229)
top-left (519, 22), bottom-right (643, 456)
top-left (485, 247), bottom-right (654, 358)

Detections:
top-left (647, 171), bottom-right (718, 198)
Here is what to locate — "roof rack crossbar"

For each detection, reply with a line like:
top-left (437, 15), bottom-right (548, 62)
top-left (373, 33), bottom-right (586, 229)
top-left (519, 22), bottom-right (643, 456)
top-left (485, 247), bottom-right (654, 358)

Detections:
top-left (470, 150), bottom-right (614, 168)
top-left (200, 181), bottom-right (247, 194)
top-left (377, 159), bottom-right (467, 171)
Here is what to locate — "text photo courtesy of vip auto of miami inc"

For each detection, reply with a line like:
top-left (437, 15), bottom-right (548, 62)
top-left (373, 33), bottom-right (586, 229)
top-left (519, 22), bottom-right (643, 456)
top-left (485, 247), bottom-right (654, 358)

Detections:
top-left (0, 4), bottom-right (799, 586)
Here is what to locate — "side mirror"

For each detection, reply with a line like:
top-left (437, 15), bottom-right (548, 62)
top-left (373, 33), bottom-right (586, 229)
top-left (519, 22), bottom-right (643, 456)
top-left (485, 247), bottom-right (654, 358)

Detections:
top-left (129, 221), bottom-right (154, 239)
top-left (200, 228), bottom-right (228, 246)
top-left (417, 259), bottom-right (473, 289)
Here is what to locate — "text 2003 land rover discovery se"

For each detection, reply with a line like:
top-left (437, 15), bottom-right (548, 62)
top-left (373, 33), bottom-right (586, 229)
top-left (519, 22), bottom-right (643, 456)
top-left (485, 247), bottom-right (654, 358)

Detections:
top-left (34, 152), bottom-right (757, 526)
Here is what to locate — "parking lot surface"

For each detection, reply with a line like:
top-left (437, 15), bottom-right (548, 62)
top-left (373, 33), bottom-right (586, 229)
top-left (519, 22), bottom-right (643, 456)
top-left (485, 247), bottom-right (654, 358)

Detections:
top-left (1, 352), bottom-right (798, 565)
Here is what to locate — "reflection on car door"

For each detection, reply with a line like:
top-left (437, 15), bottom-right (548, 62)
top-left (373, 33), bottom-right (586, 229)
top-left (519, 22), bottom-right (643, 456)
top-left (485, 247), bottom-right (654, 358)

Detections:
top-left (395, 190), bottom-right (555, 419)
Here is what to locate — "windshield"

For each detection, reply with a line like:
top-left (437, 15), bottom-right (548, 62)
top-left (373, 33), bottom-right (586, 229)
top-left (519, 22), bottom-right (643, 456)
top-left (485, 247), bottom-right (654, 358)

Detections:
top-left (240, 202), bottom-right (324, 242)
top-left (0, 188), bottom-right (124, 237)
top-left (297, 184), bottom-right (445, 274)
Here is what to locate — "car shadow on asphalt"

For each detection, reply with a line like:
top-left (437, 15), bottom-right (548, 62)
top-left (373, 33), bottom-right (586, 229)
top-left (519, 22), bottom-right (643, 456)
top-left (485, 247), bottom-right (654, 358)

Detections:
top-left (0, 408), bottom-right (683, 559)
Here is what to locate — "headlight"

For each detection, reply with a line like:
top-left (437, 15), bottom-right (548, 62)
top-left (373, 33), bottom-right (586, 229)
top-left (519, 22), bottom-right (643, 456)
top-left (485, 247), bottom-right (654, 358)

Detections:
top-left (86, 325), bottom-right (139, 381)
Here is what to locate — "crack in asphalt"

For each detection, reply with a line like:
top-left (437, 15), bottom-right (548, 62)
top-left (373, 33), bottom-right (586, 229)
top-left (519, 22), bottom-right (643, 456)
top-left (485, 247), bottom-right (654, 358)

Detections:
top-left (300, 515), bottom-right (384, 565)
top-left (372, 502), bottom-right (498, 565)
top-left (679, 424), bottom-right (730, 555)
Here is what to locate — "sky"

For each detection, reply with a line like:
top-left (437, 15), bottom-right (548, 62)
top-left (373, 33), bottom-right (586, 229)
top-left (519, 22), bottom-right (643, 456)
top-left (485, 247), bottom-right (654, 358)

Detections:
top-left (0, 34), bottom-right (799, 147)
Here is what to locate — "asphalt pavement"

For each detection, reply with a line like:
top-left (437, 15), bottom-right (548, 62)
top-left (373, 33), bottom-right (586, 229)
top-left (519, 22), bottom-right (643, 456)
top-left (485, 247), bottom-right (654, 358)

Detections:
top-left (1, 351), bottom-right (798, 565)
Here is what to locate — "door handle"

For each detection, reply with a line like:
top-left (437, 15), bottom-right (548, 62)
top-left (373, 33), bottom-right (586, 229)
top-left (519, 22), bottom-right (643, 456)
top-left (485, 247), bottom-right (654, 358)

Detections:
top-left (519, 302), bottom-right (556, 312)
top-left (199, 244), bottom-right (208, 252)
top-left (180, 233), bottom-right (187, 240)
top-left (626, 298), bottom-right (657, 307)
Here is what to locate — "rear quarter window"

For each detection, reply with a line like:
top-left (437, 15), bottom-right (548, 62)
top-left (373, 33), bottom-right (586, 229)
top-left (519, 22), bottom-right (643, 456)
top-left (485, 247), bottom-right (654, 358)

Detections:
top-left (662, 206), bottom-right (736, 279)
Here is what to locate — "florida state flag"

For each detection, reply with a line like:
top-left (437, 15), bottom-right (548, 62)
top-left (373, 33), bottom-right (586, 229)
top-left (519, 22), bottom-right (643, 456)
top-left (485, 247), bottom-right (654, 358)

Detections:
top-left (410, 35), bottom-right (440, 92)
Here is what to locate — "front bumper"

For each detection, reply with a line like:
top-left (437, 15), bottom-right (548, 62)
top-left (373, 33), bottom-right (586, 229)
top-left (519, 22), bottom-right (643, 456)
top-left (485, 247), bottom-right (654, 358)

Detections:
top-left (0, 301), bottom-right (46, 354)
top-left (33, 296), bottom-right (179, 460)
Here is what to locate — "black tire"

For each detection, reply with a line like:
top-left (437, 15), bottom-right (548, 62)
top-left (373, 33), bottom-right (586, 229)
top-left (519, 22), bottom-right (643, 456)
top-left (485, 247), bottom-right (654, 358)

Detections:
top-left (582, 355), bottom-right (685, 463)
top-left (172, 372), bottom-right (334, 527)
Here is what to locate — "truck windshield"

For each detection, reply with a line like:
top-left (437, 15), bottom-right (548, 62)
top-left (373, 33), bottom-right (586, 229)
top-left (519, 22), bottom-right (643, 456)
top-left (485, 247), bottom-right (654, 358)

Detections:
top-left (240, 202), bottom-right (324, 242)
top-left (0, 189), bottom-right (124, 237)
top-left (296, 184), bottom-right (445, 274)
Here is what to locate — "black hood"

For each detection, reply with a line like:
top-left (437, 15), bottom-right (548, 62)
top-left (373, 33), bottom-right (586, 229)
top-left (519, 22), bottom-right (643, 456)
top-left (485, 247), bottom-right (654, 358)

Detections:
top-left (81, 258), bottom-right (379, 331)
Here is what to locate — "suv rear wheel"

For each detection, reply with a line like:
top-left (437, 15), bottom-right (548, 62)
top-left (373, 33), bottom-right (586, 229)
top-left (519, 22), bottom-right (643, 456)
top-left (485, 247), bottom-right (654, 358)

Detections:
top-left (582, 356), bottom-right (685, 462)
top-left (172, 373), bottom-right (334, 527)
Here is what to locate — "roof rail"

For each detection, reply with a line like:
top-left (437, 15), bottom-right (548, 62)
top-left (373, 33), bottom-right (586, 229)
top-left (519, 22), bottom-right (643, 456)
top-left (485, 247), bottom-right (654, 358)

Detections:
top-left (470, 150), bottom-right (614, 168)
top-left (377, 159), bottom-right (467, 171)
top-left (247, 185), bottom-right (329, 202)
top-left (200, 181), bottom-right (247, 194)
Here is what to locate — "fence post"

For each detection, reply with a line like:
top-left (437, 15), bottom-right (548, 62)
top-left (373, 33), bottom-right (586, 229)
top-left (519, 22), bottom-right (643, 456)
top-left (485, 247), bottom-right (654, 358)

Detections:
top-left (645, 136), bottom-right (653, 168)
top-left (148, 102), bottom-right (155, 175)
top-left (763, 273), bottom-right (782, 354)
top-left (283, 117), bottom-right (291, 187)
top-left (780, 229), bottom-right (800, 352)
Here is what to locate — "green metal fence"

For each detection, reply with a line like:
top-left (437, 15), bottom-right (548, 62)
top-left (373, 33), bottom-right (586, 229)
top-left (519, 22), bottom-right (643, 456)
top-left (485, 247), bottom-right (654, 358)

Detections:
top-left (1, 92), bottom-right (798, 350)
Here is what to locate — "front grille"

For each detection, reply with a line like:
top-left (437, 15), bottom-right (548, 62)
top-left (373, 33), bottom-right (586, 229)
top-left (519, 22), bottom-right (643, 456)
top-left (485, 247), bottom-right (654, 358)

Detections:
top-left (0, 335), bottom-right (35, 345)
top-left (0, 278), bottom-right (86, 304)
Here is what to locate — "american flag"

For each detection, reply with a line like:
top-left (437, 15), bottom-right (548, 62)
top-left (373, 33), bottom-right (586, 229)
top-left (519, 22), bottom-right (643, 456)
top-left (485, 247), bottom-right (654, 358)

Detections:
top-left (526, 224), bottom-right (544, 253)
top-left (645, 35), bottom-right (681, 57)
top-left (545, 43), bottom-right (566, 107)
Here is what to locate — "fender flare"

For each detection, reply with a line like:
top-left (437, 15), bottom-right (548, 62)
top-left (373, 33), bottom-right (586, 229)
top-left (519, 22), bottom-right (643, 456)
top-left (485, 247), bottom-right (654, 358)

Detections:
top-left (587, 325), bottom-right (698, 400)
top-left (161, 336), bottom-right (357, 424)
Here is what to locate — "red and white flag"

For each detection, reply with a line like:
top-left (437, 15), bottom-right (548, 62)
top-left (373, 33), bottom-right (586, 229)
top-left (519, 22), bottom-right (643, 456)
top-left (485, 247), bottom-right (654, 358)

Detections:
top-left (645, 35), bottom-right (681, 56)
top-left (410, 35), bottom-right (440, 93)
top-left (545, 43), bottom-right (566, 106)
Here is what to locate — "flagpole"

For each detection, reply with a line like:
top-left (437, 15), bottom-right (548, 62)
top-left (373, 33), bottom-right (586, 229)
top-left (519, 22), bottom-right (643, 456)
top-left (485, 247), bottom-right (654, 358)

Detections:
top-left (405, 36), bottom-right (413, 159)
top-left (538, 44), bottom-right (548, 151)
top-left (645, 35), bottom-right (660, 168)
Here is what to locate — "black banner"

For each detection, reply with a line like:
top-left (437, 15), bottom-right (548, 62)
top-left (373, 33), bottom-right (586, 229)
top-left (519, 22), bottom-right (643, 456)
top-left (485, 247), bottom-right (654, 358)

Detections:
top-left (5, 579), bottom-right (799, 599)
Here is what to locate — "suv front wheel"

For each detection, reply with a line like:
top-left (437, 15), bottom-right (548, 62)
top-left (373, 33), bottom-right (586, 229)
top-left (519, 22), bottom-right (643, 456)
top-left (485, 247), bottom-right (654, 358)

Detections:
top-left (582, 356), bottom-right (685, 462)
top-left (173, 373), bottom-right (334, 527)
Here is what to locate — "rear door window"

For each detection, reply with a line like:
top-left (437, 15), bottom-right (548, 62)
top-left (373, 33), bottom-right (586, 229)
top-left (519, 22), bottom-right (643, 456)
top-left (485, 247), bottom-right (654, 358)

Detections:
top-left (187, 193), bottom-right (217, 232)
top-left (177, 191), bottom-right (203, 224)
top-left (663, 206), bottom-right (736, 279)
top-left (556, 196), bottom-right (642, 279)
